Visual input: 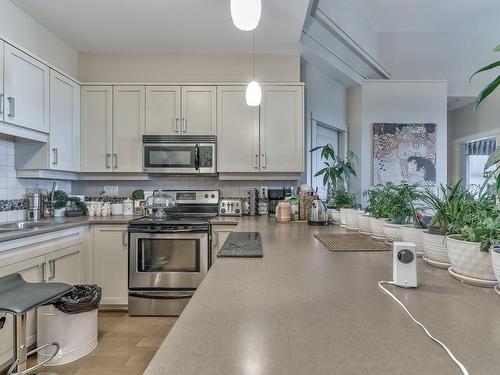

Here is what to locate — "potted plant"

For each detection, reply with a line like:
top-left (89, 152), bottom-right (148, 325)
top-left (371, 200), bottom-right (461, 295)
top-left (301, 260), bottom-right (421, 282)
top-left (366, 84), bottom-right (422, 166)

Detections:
top-left (310, 144), bottom-right (358, 223)
top-left (52, 190), bottom-right (69, 217)
top-left (420, 182), bottom-right (472, 268)
top-left (65, 196), bottom-right (88, 217)
top-left (383, 183), bottom-right (421, 244)
top-left (363, 184), bottom-right (392, 241)
top-left (334, 190), bottom-right (360, 229)
top-left (400, 199), bottom-right (428, 257)
top-left (446, 189), bottom-right (499, 284)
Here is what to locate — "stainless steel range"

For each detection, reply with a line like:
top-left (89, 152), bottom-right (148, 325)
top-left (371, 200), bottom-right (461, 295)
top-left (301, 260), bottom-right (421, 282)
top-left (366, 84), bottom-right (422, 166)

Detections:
top-left (128, 190), bottom-right (219, 316)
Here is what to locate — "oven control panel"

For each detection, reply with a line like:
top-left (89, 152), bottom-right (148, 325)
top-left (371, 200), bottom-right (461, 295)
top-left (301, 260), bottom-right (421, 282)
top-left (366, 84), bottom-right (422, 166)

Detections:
top-left (144, 190), bottom-right (219, 205)
top-left (219, 198), bottom-right (243, 216)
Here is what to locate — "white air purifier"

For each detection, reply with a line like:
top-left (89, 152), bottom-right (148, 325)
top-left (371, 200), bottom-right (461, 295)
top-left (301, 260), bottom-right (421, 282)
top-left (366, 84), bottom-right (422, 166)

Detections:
top-left (393, 242), bottom-right (417, 288)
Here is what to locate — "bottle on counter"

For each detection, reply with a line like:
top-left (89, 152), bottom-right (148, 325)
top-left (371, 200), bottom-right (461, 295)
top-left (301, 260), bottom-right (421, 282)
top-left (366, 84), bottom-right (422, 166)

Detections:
top-left (289, 197), bottom-right (299, 221)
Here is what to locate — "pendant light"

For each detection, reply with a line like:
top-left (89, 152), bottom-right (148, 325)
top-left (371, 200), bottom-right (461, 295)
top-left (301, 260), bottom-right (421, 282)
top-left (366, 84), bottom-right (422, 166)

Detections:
top-left (246, 31), bottom-right (262, 106)
top-left (230, 0), bottom-right (261, 31)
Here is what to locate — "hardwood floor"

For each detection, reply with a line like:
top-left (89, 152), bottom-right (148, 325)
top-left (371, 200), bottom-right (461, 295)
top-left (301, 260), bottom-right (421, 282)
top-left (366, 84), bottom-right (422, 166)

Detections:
top-left (30, 311), bottom-right (176, 375)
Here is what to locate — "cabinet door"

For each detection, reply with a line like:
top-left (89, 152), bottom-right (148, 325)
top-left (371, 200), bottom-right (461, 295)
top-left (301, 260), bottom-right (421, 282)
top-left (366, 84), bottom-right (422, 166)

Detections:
top-left (49, 70), bottom-right (80, 172)
top-left (211, 225), bottom-right (238, 266)
top-left (259, 86), bottom-right (304, 172)
top-left (93, 226), bottom-right (128, 305)
top-left (45, 245), bottom-right (82, 284)
top-left (181, 86), bottom-right (216, 135)
top-left (217, 86), bottom-right (259, 172)
top-left (81, 86), bottom-right (113, 172)
top-left (3, 44), bottom-right (49, 133)
top-left (0, 41), bottom-right (4, 123)
top-left (0, 257), bottom-right (45, 367)
top-left (145, 86), bottom-right (181, 134)
top-left (113, 86), bottom-right (145, 172)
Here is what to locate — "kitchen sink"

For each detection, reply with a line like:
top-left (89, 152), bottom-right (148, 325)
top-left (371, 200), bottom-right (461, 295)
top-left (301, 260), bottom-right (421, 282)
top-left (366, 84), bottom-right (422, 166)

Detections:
top-left (0, 221), bottom-right (54, 232)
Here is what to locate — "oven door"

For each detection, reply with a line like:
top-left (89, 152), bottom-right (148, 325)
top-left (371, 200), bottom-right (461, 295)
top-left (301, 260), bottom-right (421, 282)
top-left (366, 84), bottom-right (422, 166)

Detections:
top-left (129, 232), bottom-right (208, 289)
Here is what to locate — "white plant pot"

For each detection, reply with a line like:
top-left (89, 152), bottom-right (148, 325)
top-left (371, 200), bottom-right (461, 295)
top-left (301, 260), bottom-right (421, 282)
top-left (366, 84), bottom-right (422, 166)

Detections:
top-left (383, 221), bottom-right (402, 243)
top-left (339, 208), bottom-right (348, 227)
top-left (54, 208), bottom-right (66, 217)
top-left (328, 209), bottom-right (341, 225)
top-left (491, 246), bottom-right (500, 284)
top-left (400, 226), bottom-right (426, 257)
top-left (358, 214), bottom-right (372, 234)
top-left (344, 209), bottom-right (359, 230)
top-left (447, 235), bottom-right (496, 281)
top-left (422, 231), bottom-right (449, 264)
top-left (370, 217), bottom-right (387, 240)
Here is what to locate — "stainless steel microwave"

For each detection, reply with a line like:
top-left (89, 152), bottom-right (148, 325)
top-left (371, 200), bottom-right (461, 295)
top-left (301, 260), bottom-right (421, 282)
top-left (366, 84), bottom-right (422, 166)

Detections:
top-left (143, 135), bottom-right (216, 174)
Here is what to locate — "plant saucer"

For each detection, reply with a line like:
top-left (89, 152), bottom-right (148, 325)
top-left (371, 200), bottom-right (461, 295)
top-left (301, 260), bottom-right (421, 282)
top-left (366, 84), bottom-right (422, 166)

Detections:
top-left (448, 267), bottom-right (497, 288)
top-left (422, 255), bottom-right (450, 269)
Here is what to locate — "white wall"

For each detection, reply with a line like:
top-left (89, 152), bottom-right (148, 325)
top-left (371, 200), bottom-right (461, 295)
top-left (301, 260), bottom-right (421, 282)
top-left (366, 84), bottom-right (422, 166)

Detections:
top-left (78, 52), bottom-right (300, 82)
top-left (378, 31), bottom-right (499, 97)
top-left (448, 89), bottom-right (500, 183)
top-left (0, 0), bottom-right (77, 76)
top-left (347, 80), bottom-right (448, 203)
top-left (301, 62), bottom-right (347, 184)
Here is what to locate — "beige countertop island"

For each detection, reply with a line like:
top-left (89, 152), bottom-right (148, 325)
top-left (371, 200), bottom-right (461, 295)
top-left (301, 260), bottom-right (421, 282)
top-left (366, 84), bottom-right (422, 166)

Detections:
top-left (145, 216), bottom-right (500, 375)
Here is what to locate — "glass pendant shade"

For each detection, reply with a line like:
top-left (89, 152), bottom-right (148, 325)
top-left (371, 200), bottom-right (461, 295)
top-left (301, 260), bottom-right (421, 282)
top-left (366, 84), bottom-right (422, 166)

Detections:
top-left (246, 80), bottom-right (262, 106)
top-left (230, 0), bottom-right (262, 31)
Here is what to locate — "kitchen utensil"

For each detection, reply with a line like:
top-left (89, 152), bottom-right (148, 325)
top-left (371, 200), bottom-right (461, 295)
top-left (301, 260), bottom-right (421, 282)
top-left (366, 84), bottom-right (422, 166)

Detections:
top-left (307, 197), bottom-right (329, 226)
top-left (275, 201), bottom-right (292, 222)
top-left (26, 191), bottom-right (43, 221)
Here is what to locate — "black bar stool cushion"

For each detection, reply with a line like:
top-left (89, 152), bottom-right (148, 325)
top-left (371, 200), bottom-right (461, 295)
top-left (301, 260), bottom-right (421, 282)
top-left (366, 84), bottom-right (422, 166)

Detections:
top-left (0, 273), bottom-right (73, 316)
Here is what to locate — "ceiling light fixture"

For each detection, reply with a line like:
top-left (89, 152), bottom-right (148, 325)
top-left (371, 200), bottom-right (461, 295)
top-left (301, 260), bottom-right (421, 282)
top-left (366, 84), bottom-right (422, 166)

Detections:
top-left (246, 31), bottom-right (261, 106)
top-left (230, 0), bottom-right (261, 31)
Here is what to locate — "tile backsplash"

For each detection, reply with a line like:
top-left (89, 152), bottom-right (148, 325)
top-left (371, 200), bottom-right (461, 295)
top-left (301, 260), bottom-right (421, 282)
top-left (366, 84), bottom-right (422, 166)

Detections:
top-left (0, 135), bottom-right (72, 223)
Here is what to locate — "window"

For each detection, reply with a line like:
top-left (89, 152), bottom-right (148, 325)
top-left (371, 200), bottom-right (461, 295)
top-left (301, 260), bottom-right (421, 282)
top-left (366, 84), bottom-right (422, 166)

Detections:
top-left (465, 137), bottom-right (496, 189)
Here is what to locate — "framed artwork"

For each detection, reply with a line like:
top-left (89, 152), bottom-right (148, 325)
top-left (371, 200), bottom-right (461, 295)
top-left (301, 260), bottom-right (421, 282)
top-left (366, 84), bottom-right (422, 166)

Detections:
top-left (372, 123), bottom-right (436, 186)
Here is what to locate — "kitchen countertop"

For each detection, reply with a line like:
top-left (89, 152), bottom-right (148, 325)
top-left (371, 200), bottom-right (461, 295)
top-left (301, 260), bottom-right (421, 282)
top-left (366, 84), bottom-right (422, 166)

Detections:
top-left (145, 216), bottom-right (500, 375)
top-left (0, 215), bottom-right (240, 243)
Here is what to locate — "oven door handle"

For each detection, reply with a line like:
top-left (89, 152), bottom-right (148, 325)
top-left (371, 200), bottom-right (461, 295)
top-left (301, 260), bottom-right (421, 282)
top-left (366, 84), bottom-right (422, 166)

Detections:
top-left (194, 144), bottom-right (200, 171)
top-left (130, 228), bottom-right (208, 233)
top-left (129, 291), bottom-right (195, 300)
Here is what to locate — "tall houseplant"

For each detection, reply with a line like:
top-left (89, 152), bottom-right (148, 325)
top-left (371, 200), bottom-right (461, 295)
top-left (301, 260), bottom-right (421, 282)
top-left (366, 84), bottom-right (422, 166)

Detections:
top-left (310, 144), bottom-right (357, 207)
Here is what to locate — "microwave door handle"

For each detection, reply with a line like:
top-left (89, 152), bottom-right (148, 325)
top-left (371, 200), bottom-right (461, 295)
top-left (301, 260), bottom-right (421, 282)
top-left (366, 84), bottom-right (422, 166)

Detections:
top-left (194, 144), bottom-right (200, 171)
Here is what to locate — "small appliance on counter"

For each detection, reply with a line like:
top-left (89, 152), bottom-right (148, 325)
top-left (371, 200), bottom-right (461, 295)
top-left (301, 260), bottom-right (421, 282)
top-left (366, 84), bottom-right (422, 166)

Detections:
top-left (267, 187), bottom-right (293, 216)
top-left (26, 191), bottom-right (43, 221)
top-left (307, 196), bottom-right (329, 226)
top-left (248, 188), bottom-right (259, 216)
top-left (219, 198), bottom-right (243, 216)
top-left (275, 201), bottom-right (292, 223)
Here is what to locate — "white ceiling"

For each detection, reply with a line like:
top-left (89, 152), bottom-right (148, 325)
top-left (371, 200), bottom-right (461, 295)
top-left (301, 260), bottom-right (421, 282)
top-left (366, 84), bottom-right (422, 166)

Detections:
top-left (10, 0), bottom-right (309, 53)
top-left (349, 0), bottom-right (500, 32)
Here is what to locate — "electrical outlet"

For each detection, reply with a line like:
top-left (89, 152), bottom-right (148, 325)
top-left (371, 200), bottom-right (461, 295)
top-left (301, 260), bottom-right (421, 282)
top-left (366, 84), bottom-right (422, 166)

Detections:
top-left (260, 186), bottom-right (268, 199)
top-left (104, 185), bottom-right (119, 196)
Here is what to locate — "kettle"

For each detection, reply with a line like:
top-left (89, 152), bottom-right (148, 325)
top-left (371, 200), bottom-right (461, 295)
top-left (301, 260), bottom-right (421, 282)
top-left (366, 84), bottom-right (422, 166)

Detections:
top-left (275, 201), bottom-right (292, 222)
top-left (307, 197), bottom-right (329, 226)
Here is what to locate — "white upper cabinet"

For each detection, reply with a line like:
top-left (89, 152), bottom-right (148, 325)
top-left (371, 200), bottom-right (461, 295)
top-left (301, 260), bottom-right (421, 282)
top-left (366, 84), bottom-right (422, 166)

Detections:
top-left (145, 86), bottom-right (181, 134)
top-left (181, 86), bottom-right (216, 135)
top-left (259, 85), bottom-right (304, 172)
top-left (0, 41), bottom-right (4, 124)
top-left (217, 86), bottom-right (259, 172)
top-left (113, 86), bottom-right (145, 172)
top-left (3, 44), bottom-right (49, 133)
top-left (81, 86), bottom-right (113, 172)
top-left (49, 70), bottom-right (80, 171)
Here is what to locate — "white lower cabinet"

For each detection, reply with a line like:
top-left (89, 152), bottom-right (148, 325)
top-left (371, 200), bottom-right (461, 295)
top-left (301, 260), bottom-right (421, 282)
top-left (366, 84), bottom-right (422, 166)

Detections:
top-left (211, 224), bottom-right (238, 266)
top-left (92, 225), bottom-right (128, 306)
top-left (45, 245), bottom-right (83, 284)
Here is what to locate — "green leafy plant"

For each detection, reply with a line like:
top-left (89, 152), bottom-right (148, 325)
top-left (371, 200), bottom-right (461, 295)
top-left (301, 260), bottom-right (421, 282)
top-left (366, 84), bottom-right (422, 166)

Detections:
top-left (483, 146), bottom-right (500, 200)
top-left (68, 196), bottom-right (88, 215)
top-left (334, 189), bottom-right (358, 209)
top-left (363, 183), bottom-right (393, 219)
top-left (310, 144), bottom-right (358, 205)
top-left (387, 183), bottom-right (423, 225)
top-left (459, 211), bottom-right (500, 252)
top-left (470, 44), bottom-right (500, 109)
top-left (132, 189), bottom-right (145, 201)
top-left (52, 190), bottom-right (69, 210)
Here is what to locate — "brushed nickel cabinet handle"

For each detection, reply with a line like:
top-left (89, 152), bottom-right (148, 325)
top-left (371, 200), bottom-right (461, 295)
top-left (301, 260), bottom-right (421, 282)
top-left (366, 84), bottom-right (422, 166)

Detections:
top-left (261, 153), bottom-right (266, 168)
top-left (0, 94), bottom-right (4, 116)
top-left (254, 154), bottom-right (259, 169)
top-left (113, 153), bottom-right (118, 169)
top-left (182, 118), bottom-right (187, 133)
top-left (7, 97), bottom-right (15, 118)
top-left (105, 153), bottom-right (111, 169)
top-left (122, 231), bottom-right (128, 247)
top-left (52, 148), bottom-right (58, 165)
top-left (175, 118), bottom-right (180, 132)
top-left (48, 260), bottom-right (56, 280)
